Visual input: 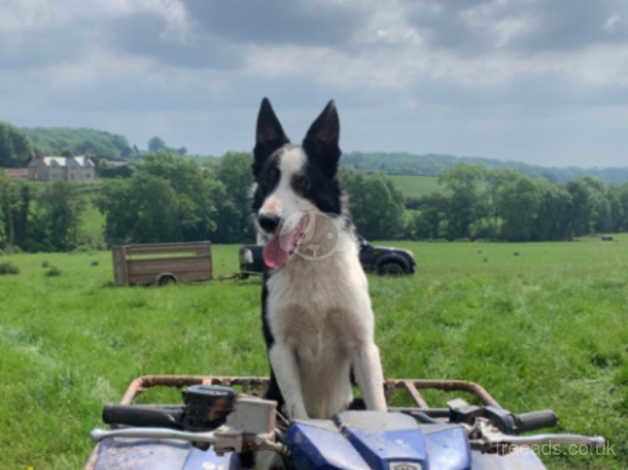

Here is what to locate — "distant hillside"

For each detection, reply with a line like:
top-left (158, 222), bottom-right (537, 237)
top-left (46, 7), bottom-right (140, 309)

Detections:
top-left (343, 152), bottom-right (628, 185)
top-left (22, 127), bottom-right (133, 159)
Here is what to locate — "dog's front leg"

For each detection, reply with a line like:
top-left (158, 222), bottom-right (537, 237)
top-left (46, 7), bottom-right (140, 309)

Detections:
top-left (269, 342), bottom-right (308, 419)
top-left (352, 342), bottom-right (387, 411)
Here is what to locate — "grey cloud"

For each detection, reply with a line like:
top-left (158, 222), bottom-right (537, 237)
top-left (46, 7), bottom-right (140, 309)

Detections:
top-left (0, 25), bottom-right (93, 70)
top-left (182, 0), bottom-right (369, 48)
top-left (107, 12), bottom-right (242, 69)
top-left (406, 0), bottom-right (628, 55)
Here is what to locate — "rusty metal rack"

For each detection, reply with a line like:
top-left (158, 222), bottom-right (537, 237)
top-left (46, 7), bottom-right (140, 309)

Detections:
top-left (116, 374), bottom-right (501, 409)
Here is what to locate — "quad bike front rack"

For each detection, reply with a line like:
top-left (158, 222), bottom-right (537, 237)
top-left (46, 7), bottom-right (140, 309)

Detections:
top-left (116, 374), bottom-right (500, 408)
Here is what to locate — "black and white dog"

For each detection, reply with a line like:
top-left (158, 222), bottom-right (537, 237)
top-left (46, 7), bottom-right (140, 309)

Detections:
top-left (251, 98), bottom-right (387, 420)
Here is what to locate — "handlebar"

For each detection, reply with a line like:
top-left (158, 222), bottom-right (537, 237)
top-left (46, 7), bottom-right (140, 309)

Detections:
top-left (513, 409), bottom-right (557, 433)
top-left (102, 404), bottom-right (184, 429)
top-left (90, 427), bottom-right (288, 455)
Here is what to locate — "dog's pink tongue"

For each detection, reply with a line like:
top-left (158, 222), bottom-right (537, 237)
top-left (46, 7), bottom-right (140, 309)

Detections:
top-left (263, 215), bottom-right (310, 269)
top-left (263, 235), bottom-right (290, 269)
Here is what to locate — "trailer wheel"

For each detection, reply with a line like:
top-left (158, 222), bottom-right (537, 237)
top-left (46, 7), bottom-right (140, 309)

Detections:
top-left (157, 274), bottom-right (177, 286)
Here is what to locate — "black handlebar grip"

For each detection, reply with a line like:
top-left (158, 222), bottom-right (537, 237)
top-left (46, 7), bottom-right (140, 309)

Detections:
top-left (514, 409), bottom-right (557, 432)
top-left (102, 404), bottom-right (184, 429)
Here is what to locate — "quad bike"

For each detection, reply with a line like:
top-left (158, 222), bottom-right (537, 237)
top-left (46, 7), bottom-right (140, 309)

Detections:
top-left (86, 374), bottom-right (604, 469)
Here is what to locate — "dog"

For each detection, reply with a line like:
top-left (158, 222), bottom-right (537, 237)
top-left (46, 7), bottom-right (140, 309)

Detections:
top-left (251, 98), bottom-right (387, 420)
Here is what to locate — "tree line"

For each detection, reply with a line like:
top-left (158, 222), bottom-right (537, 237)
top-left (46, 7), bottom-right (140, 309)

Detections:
top-left (93, 153), bottom-right (407, 245)
top-left (2, 153), bottom-right (628, 252)
top-left (0, 122), bottom-right (135, 168)
top-left (0, 174), bottom-right (85, 252)
top-left (0, 152), bottom-right (407, 251)
top-left (406, 164), bottom-right (628, 241)
top-left (344, 151), bottom-right (628, 185)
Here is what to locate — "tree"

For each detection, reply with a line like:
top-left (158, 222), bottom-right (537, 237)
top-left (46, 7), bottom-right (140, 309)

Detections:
top-left (407, 192), bottom-right (448, 239)
top-left (438, 164), bottom-right (486, 239)
top-left (0, 122), bottom-right (33, 167)
top-left (565, 177), bottom-right (613, 236)
top-left (494, 173), bottom-right (543, 241)
top-left (0, 202), bottom-right (5, 248)
top-left (96, 174), bottom-right (181, 244)
top-left (33, 182), bottom-right (86, 251)
top-left (96, 153), bottom-right (221, 245)
top-left (147, 136), bottom-right (167, 152)
top-left (0, 174), bottom-right (19, 246)
top-left (22, 127), bottom-right (131, 159)
top-left (210, 152), bottom-right (255, 243)
top-left (614, 184), bottom-right (628, 231)
top-left (567, 178), bottom-right (595, 236)
top-left (341, 169), bottom-right (405, 240)
top-left (535, 184), bottom-right (573, 240)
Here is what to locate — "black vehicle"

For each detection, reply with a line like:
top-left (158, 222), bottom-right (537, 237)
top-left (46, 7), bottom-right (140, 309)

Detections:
top-left (239, 238), bottom-right (415, 277)
top-left (357, 237), bottom-right (415, 275)
top-left (238, 245), bottom-right (265, 278)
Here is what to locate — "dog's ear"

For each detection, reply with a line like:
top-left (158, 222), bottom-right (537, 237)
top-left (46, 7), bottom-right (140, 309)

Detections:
top-left (303, 100), bottom-right (341, 178)
top-left (253, 97), bottom-right (289, 178)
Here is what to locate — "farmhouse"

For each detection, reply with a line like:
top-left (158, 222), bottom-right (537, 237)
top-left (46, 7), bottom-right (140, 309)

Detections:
top-left (28, 156), bottom-right (96, 182)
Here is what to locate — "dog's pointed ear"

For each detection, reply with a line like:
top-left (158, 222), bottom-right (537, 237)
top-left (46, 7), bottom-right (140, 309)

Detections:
top-left (303, 100), bottom-right (341, 178)
top-left (253, 97), bottom-right (289, 178)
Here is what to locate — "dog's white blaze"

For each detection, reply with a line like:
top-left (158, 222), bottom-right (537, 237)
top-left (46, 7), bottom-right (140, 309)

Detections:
top-left (259, 146), bottom-right (316, 232)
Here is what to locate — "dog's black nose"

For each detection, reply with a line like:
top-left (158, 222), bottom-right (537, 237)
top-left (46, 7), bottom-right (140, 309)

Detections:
top-left (258, 214), bottom-right (280, 233)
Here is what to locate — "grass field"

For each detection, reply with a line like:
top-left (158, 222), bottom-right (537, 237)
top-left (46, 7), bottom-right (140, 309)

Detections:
top-left (0, 237), bottom-right (626, 469)
top-left (388, 174), bottom-right (442, 198)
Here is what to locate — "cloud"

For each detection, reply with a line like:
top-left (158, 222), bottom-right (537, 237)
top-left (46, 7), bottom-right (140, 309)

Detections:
top-left (0, 0), bottom-right (627, 165)
top-left (404, 0), bottom-right (628, 54)
top-left (107, 11), bottom-right (241, 69)
top-left (182, 0), bottom-right (370, 48)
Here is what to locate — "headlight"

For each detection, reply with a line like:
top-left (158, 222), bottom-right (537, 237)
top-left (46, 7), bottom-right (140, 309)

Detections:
top-left (388, 462), bottom-right (422, 470)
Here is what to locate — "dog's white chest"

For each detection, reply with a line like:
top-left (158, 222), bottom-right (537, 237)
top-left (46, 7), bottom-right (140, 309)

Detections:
top-left (266, 254), bottom-right (371, 356)
top-left (265, 251), bottom-right (374, 418)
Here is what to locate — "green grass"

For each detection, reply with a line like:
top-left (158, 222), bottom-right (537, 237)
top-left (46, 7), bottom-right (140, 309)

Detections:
top-left (388, 174), bottom-right (442, 198)
top-left (0, 238), bottom-right (626, 469)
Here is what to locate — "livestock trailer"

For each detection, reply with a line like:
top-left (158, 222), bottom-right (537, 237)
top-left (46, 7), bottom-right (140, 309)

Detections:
top-left (112, 241), bottom-right (212, 286)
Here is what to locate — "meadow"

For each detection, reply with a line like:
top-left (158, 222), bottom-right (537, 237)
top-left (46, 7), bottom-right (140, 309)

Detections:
top-left (388, 174), bottom-right (442, 198)
top-left (0, 237), bottom-right (626, 469)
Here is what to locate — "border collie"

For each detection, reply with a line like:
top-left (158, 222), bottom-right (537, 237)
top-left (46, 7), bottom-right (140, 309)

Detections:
top-left (251, 98), bottom-right (387, 420)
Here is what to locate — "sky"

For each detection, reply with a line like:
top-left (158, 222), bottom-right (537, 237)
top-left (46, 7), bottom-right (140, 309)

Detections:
top-left (1, 0), bottom-right (627, 167)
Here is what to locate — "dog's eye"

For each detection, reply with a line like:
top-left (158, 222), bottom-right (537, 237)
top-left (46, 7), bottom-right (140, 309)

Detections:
top-left (292, 174), bottom-right (310, 193)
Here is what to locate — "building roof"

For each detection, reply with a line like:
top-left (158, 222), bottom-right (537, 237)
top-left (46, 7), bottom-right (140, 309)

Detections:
top-left (29, 156), bottom-right (95, 168)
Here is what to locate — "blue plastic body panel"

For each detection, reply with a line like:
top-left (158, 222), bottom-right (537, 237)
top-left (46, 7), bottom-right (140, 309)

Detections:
top-left (89, 412), bottom-right (545, 470)
top-left (285, 412), bottom-right (472, 470)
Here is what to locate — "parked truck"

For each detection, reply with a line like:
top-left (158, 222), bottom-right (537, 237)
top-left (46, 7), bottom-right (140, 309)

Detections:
top-left (239, 237), bottom-right (415, 277)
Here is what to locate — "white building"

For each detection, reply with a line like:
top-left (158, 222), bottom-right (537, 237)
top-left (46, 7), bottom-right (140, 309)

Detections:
top-left (28, 156), bottom-right (96, 182)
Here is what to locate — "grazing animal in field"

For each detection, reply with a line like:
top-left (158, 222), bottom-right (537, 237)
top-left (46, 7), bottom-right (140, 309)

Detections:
top-left (251, 98), bottom-right (387, 420)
